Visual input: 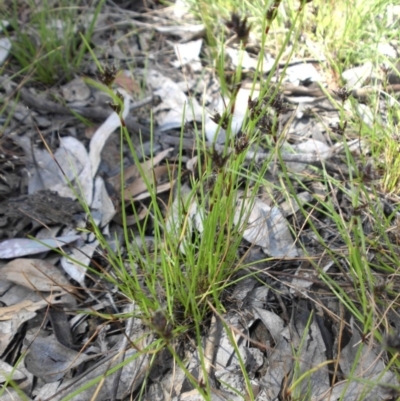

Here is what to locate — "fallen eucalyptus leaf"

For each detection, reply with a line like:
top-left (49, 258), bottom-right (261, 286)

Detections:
top-left (24, 335), bottom-right (91, 383)
top-left (0, 388), bottom-right (32, 401)
top-left (91, 176), bottom-right (116, 227)
top-left (1, 258), bottom-right (70, 292)
top-left (60, 238), bottom-right (99, 284)
top-left (234, 197), bottom-right (298, 257)
top-left (0, 294), bottom-right (64, 321)
top-left (0, 235), bottom-right (81, 259)
top-left (0, 360), bottom-right (25, 382)
top-left (0, 37), bottom-right (11, 66)
top-left (89, 90), bottom-right (131, 177)
top-left (107, 147), bottom-right (173, 194)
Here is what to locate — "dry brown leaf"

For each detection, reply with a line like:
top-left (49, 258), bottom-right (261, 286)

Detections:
top-left (0, 294), bottom-right (62, 321)
top-left (132, 181), bottom-right (175, 201)
top-left (1, 258), bottom-right (71, 292)
top-left (115, 70), bottom-right (141, 94)
top-left (107, 148), bottom-right (173, 193)
top-left (123, 165), bottom-right (173, 200)
top-left (114, 204), bottom-right (149, 226)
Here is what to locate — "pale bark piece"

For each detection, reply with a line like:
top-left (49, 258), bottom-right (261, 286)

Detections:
top-left (291, 139), bottom-right (332, 159)
top-left (0, 20), bottom-right (10, 32)
top-left (146, 69), bottom-right (203, 129)
top-left (284, 62), bottom-right (323, 85)
top-left (172, 388), bottom-right (243, 400)
top-left (204, 86), bottom-right (260, 143)
top-left (279, 191), bottom-right (313, 217)
top-left (215, 345), bottom-right (263, 395)
top-left (0, 314), bottom-right (34, 355)
top-left (377, 42), bottom-right (397, 59)
top-left (53, 136), bottom-right (93, 205)
top-left (230, 277), bottom-right (258, 306)
top-left (284, 139), bottom-right (332, 173)
top-left (155, 348), bottom-right (195, 398)
top-left (89, 91), bottom-right (131, 178)
top-left (11, 136), bottom-right (67, 196)
top-left (234, 197), bottom-right (298, 258)
top-left (226, 48), bottom-right (275, 72)
top-left (0, 360), bottom-right (25, 382)
top-left (35, 225), bottom-right (62, 241)
top-left (166, 183), bottom-right (204, 253)
top-left (155, 24), bottom-right (205, 36)
top-left (0, 281), bottom-right (36, 306)
top-left (60, 239), bottom-right (99, 284)
top-left (342, 61), bottom-right (374, 88)
top-left (15, 134), bottom-right (93, 204)
top-left (33, 382), bottom-right (60, 400)
top-left (1, 258), bottom-right (70, 292)
top-left (0, 37), bottom-right (11, 66)
top-left (0, 235), bottom-right (81, 259)
top-left (91, 176), bottom-right (116, 227)
top-left (356, 103), bottom-right (375, 126)
top-left (259, 306), bottom-right (331, 400)
top-left (265, 206), bottom-right (298, 257)
top-left (173, 39), bottom-right (202, 68)
top-left (0, 388), bottom-right (32, 401)
top-left (234, 197), bottom-right (271, 249)
top-left (254, 310), bottom-right (294, 398)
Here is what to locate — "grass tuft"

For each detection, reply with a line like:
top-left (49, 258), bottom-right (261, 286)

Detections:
top-left (3, 0), bottom-right (104, 84)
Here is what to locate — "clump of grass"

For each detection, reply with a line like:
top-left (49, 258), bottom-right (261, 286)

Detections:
top-left (3, 0), bottom-right (105, 84)
top-left (101, 126), bottom-right (258, 327)
top-left (76, 108), bottom-right (265, 397)
top-left (70, 5), bottom-right (306, 395)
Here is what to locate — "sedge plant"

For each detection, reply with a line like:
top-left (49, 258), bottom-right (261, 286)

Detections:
top-left (3, 0), bottom-right (400, 398)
